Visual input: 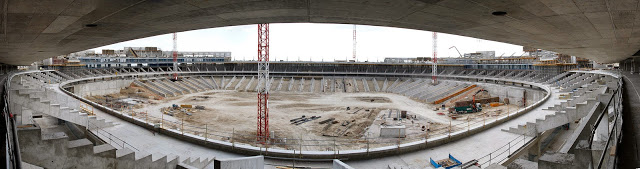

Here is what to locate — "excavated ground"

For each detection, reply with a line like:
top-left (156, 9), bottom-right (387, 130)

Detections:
top-left (88, 83), bottom-right (521, 150)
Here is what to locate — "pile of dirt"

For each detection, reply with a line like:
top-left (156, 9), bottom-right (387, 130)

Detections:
top-left (318, 108), bottom-right (380, 138)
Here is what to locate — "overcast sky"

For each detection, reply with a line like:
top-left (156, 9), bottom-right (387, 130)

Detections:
top-left (92, 23), bottom-right (524, 62)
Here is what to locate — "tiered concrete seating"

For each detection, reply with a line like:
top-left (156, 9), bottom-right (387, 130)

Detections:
top-left (391, 79), bottom-right (423, 94)
top-left (476, 70), bottom-right (486, 76)
top-left (372, 78), bottom-right (380, 92)
top-left (386, 78), bottom-right (400, 92)
top-left (133, 80), bottom-right (168, 97)
top-left (275, 77), bottom-right (285, 91)
top-left (288, 77), bottom-right (296, 91)
top-left (146, 80), bottom-right (177, 97)
top-left (438, 70), bottom-right (446, 75)
top-left (553, 73), bottom-right (581, 87)
top-left (495, 70), bottom-right (506, 77)
top-left (456, 70), bottom-right (466, 76)
top-left (387, 78), bottom-right (411, 92)
top-left (310, 78), bottom-right (316, 92)
top-left (43, 71), bottom-right (65, 82)
top-left (234, 76), bottom-right (246, 90)
top-left (156, 80), bottom-right (184, 95)
top-left (193, 76), bottom-right (215, 90)
top-left (396, 79), bottom-right (429, 95)
top-left (544, 71), bottom-right (571, 84)
top-left (18, 122), bottom-right (215, 168)
top-left (54, 71), bottom-right (75, 80)
top-left (448, 70), bottom-right (457, 75)
top-left (244, 76), bottom-right (255, 92)
top-left (182, 77), bottom-right (207, 91)
top-left (162, 79), bottom-right (191, 94)
top-left (425, 83), bottom-right (468, 103)
top-left (504, 82), bottom-right (609, 136)
top-left (208, 76), bottom-right (220, 89)
top-left (298, 78), bottom-right (305, 92)
top-left (361, 78), bottom-right (370, 92)
top-left (485, 70), bottom-right (496, 76)
top-left (560, 75), bottom-right (599, 92)
top-left (382, 78), bottom-right (389, 91)
top-left (466, 70), bottom-right (476, 76)
top-left (404, 81), bottom-right (433, 97)
top-left (417, 82), bottom-right (453, 100)
top-left (224, 76), bottom-right (237, 90)
top-left (504, 71), bottom-right (517, 78)
top-left (175, 80), bottom-right (199, 93)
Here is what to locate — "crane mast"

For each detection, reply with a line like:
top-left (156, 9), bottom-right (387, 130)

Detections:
top-left (432, 32), bottom-right (437, 84)
top-left (172, 32), bottom-right (178, 80)
top-left (353, 25), bottom-right (357, 61)
top-left (257, 24), bottom-right (270, 143)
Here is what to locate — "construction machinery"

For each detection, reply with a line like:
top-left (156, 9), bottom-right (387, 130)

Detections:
top-left (449, 89), bottom-right (489, 114)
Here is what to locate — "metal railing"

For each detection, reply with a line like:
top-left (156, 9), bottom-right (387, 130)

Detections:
top-left (474, 71), bottom-right (623, 168)
top-left (589, 74), bottom-right (623, 169)
top-left (88, 121), bottom-right (140, 152)
top-left (476, 133), bottom-right (531, 166)
top-left (2, 73), bottom-right (22, 169)
top-left (125, 108), bottom-right (521, 152)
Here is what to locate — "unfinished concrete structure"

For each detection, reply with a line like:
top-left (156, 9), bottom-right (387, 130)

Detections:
top-left (0, 60), bottom-right (622, 168)
top-left (0, 0), bottom-right (634, 168)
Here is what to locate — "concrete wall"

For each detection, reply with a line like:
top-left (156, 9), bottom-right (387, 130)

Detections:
top-left (213, 156), bottom-right (263, 169)
top-left (482, 83), bottom-right (545, 107)
top-left (379, 125), bottom-right (406, 138)
top-left (73, 79), bottom-right (133, 97)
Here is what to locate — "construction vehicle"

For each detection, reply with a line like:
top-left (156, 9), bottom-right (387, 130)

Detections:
top-left (430, 154), bottom-right (462, 169)
top-left (449, 89), bottom-right (488, 114)
top-left (450, 103), bottom-right (482, 114)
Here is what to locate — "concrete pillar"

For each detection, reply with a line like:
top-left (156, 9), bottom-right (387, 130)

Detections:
top-left (573, 140), bottom-right (592, 169)
top-left (595, 111), bottom-right (609, 142)
top-left (528, 133), bottom-right (541, 161)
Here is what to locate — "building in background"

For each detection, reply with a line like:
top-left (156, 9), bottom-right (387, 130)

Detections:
top-left (40, 47), bottom-right (231, 68)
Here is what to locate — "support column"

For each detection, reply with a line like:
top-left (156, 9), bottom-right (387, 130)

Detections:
top-left (528, 133), bottom-right (541, 161)
top-left (595, 110), bottom-right (609, 142)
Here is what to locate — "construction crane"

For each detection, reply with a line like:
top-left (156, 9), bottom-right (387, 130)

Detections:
top-left (171, 32), bottom-right (178, 81)
top-left (352, 24), bottom-right (357, 62)
top-left (449, 46), bottom-right (462, 58)
top-left (432, 32), bottom-right (437, 84)
top-left (257, 23), bottom-right (270, 144)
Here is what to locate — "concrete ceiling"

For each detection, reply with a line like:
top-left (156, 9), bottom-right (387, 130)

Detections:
top-left (0, 0), bottom-right (637, 65)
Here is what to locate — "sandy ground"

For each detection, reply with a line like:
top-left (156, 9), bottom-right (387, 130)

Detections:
top-left (125, 90), bottom-right (454, 148)
top-left (88, 77), bottom-right (527, 151)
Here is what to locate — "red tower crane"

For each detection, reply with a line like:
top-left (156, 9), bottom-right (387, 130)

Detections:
top-left (257, 24), bottom-right (270, 143)
top-left (172, 32), bottom-right (178, 81)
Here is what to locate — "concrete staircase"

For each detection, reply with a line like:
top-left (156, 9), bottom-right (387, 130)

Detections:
top-left (18, 122), bottom-right (214, 169)
top-left (502, 84), bottom-right (609, 136)
top-left (10, 78), bottom-right (116, 129)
